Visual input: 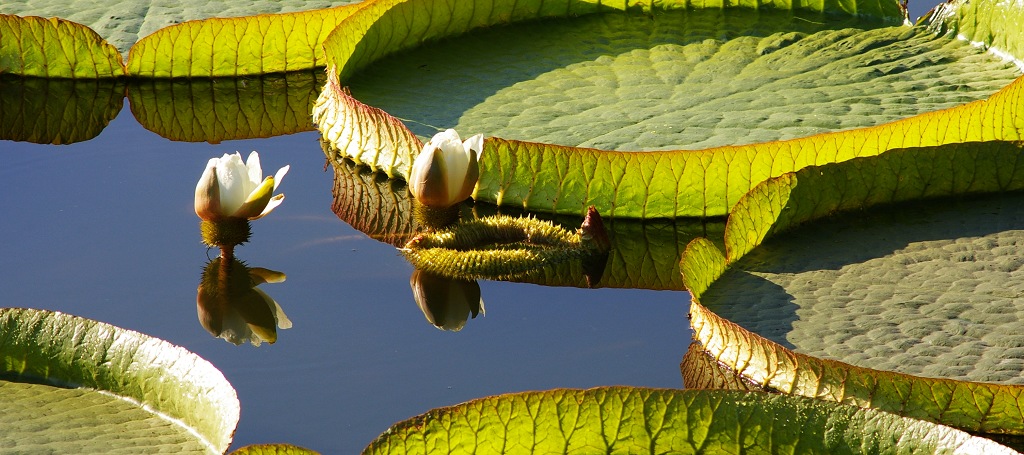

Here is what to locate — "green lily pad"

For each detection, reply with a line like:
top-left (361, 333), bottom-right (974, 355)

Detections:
top-left (0, 0), bottom-right (360, 57)
top-left (0, 308), bottom-right (240, 453)
top-left (349, 10), bottom-right (1019, 151)
top-left (316, 0), bottom-right (1024, 218)
top-left (680, 141), bottom-right (1024, 436)
top-left (363, 386), bottom-right (1018, 454)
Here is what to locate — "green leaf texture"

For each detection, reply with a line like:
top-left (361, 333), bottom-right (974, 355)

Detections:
top-left (679, 141), bottom-right (1024, 435)
top-left (0, 308), bottom-right (240, 453)
top-left (323, 0), bottom-right (904, 83)
top-left (363, 386), bottom-right (1016, 454)
top-left (0, 14), bottom-right (125, 78)
top-left (688, 299), bottom-right (1024, 437)
top-left (316, 0), bottom-right (1022, 218)
top-left (126, 5), bottom-right (360, 78)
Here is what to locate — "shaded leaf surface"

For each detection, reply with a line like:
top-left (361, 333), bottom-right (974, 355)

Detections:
top-left (350, 11), bottom-right (1017, 151)
top-left (688, 299), bottom-right (1024, 436)
top-left (0, 308), bottom-right (239, 453)
top-left (709, 192), bottom-right (1024, 383)
top-left (364, 386), bottom-right (1016, 454)
top-left (680, 142), bottom-right (1024, 436)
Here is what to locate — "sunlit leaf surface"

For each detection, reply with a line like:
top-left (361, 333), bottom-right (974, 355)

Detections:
top-left (364, 386), bottom-right (1016, 454)
top-left (351, 11), bottom-right (1017, 151)
top-left (0, 14), bottom-right (125, 78)
top-left (126, 5), bottom-right (360, 78)
top-left (0, 0), bottom-right (360, 56)
top-left (0, 308), bottom-right (239, 453)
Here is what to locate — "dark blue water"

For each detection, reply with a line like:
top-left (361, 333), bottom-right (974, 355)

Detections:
top-left (0, 111), bottom-right (692, 453)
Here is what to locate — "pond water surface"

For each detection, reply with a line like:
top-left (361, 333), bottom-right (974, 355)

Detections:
top-left (0, 111), bottom-right (693, 453)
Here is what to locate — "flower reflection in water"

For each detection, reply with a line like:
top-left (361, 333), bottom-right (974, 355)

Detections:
top-left (197, 257), bottom-right (292, 346)
top-left (410, 269), bottom-right (484, 331)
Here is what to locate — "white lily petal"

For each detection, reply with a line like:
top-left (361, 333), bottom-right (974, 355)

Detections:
top-left (463, 134), bottom-right (484, 157)
top-left (194, 158), bottom-right (222, 220)
top-left (244, 151), bottom-right (263, 194)
top-left (216, 152), bottom-right (248, 215)
top-left (273, 165), bottom-right (290, 191)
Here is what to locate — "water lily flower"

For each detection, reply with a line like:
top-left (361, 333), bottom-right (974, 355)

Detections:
top-left (195, 151), bottom-right (289, 221)
top-left (408, 129), bottom-right (484, 209)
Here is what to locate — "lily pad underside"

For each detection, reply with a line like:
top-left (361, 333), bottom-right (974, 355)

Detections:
top-left (363, 386), bottom-right (1017, 454)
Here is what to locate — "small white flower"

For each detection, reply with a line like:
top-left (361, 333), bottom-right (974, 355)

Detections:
top-left (408, 129), bottom-right (484, 208)
top-left (195, 151), bottom-right (289, 221)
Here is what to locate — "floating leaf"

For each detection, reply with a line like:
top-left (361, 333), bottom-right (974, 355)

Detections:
top-left (688, 299), bottom-right (1024, 437)
top-left (126, 5), bottom-right (360, 78)
top-left (316, 0), bottom-right (1023, 218)
top-left (363, 386), bottom-right (1016, 454)
top-left (0, 14), bottom-right (125, 78)
top-left (680, 141), bottom-right (1024, 435)
top-left (0, 308), bottom-right (239, 453)
top-left (314, 69), bottom-right (423, 179)
top-left (350, 10), bottom-right (1014, 151)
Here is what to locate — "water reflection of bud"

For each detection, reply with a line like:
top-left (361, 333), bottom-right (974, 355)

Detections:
top-left (197, 257), bottom-right (292, 346)
top-left (410, 269), bottom-right (484, 331)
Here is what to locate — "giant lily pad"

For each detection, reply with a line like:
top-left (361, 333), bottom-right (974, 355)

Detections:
top-left (315, 0), bottom-right (1024, 218)
top-left (0, 307), bottom-right (240, 453)
top-left (0, 0), bottom-right (359, 73)
top-left (363, 386), bottom-right (1017, 454)
top-left (679, 141), bottom-right (1024, 436)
